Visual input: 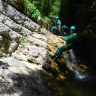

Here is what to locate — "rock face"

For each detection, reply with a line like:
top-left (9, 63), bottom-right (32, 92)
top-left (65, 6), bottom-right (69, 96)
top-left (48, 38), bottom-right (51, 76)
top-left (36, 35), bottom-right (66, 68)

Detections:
top-left (8, 0), bottom-right (49, 30)
top-left (0, 0), bottom-right (40, 32)
top-left (0, 0), bottom-right (50, 96)
top-left (0, 0), bottom-right (89, 96)
top-left (0, 58), bottom-right (49, 96)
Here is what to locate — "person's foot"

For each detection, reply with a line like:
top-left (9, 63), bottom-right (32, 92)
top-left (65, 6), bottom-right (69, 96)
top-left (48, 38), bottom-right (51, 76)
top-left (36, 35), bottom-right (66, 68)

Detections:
top-left (49, 54), bottom-right (58, 62)
top-left (53, 57), bottom-right (58, 62)
top-left (49, 54), bottom-right (55, 59)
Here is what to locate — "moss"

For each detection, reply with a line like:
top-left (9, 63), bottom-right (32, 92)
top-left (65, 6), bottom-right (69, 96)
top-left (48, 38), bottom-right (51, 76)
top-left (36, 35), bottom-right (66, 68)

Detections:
top-left (51, 63), bottom-right (60, 74)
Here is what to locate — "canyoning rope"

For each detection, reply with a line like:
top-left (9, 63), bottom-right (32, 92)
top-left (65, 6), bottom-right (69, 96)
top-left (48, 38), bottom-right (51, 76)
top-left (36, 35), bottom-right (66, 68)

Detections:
top-left (35, 50), bottom-right (46, 59)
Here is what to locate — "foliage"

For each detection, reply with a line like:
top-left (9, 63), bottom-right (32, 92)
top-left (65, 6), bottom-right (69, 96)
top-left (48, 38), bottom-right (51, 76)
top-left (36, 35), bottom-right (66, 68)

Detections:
top-left (19, 37), bottom-right (27, 46)
top-left (45, 0), bottom-right (61, 25)
top-left (43, 16), bottom-right (51, 23)
top-left (21, 0), bottom-right (41, 18)
top-left (30, 0), bottom-right (60, 25)
top-left (48, 1), bottom-right (60, 24)
top-left (16, 0), bottom-right (61, 25)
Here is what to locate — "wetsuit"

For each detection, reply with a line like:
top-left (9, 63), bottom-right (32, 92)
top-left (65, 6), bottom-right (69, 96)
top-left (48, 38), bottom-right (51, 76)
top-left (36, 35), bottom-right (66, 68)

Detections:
top-left (51, 20), bottom-right (61, 35)
top-left (52, 33), bottom-right (77, 59)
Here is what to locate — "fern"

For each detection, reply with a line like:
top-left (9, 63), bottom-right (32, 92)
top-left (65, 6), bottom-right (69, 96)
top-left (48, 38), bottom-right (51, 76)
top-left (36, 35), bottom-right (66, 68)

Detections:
top-left (22, 0), bottom-right (41, 18)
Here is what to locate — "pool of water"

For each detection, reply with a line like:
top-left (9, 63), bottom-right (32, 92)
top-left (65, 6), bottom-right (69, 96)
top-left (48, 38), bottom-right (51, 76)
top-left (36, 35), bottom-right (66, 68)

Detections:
top-left (44, 74), bottom-right (96, 96)
top-left (62, 50), bottom-right (96, 96)
top-left (61, 76), bottom-right (96, 96)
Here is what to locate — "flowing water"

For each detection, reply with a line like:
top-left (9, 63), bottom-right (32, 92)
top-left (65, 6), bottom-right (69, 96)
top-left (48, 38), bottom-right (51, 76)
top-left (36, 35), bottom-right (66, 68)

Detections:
top-left (67, 49), bottom-right (88, 79)
top-left (62, 49), bottom-right (96, 96)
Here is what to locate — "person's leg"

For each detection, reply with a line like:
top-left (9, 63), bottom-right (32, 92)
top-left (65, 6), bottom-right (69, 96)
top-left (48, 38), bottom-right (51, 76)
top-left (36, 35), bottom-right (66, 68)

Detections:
top-left (56, 27), bottom-right (61, 36)
top-left (59, 30), bottom-right (62, 36)
top-left (53, 48), bottom-right (62, 58)
top-left (50, 26), bottom-right (55, 33)
top-left (51, 44), bottom-right (73, 61)
top-left (58, 27), bottom-right (62, 36)
top-left (51, 48), bottom-right (62, 61)
top-left (51, 45), bottom-right (66, 60)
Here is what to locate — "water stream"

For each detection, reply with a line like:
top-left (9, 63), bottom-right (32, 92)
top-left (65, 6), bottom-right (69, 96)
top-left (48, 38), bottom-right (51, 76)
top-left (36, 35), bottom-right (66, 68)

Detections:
top-left (67, 49), bottom-right (88, 79)
top-left (59, 49), bottom-right (96, 96)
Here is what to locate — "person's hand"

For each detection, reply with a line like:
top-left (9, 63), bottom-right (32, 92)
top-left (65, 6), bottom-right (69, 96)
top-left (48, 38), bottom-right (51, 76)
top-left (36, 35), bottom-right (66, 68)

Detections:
top-left (58, 36), bottom-right (61, 38)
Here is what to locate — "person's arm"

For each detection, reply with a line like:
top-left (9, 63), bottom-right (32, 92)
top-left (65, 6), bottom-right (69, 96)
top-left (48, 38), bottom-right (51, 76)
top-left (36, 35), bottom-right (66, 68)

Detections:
top-left (61, 34), bottom-right (76, 41)
top-left (56, 20), bottom-right (61, 27)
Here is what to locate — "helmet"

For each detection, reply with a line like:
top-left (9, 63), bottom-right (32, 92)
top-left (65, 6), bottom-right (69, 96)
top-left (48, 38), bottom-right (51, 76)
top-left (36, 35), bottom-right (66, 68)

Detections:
top-left (55, 16), bottom-right (59, 19)
top-left (70, 26), bottom-right (76, 30)
top-left (62, 25), bottom-right (67, 29)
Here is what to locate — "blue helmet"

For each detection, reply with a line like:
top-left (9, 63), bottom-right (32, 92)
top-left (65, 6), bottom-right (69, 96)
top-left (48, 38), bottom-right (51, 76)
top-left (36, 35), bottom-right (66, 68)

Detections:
top-left (70, 26), bottom-right (76, 30)
top-left (55, 16), bottom-right (59, 19)
top-left (62, 25), bottom-right (67, 29)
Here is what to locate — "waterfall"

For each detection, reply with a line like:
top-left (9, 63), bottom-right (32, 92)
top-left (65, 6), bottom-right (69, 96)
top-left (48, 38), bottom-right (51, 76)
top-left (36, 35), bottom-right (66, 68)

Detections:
top-left (67, 49), bottom-right (87, 79)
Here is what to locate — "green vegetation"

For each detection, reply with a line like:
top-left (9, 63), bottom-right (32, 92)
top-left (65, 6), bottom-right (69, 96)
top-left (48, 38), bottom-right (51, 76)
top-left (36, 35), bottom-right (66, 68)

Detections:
top-left (16, 0), bottom-right (60, 24)
top-left (21, 0), bottom-right (41, 18)
top-left (19, 37), bottom-right (27, 46)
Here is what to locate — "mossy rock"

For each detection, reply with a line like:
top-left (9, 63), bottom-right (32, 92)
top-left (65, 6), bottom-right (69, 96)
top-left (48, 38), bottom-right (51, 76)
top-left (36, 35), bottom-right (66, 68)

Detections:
top-left (51, 63), bottom-right (60, 74)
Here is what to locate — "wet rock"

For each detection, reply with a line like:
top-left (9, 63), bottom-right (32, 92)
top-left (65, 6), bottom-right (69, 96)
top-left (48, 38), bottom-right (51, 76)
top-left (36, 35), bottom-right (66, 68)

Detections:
top-left (51, 64), bottom-right (60, 74)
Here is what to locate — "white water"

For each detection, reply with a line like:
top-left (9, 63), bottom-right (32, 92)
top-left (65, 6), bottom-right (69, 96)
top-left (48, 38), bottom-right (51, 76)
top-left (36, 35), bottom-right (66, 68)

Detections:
top-left (67, 49), bottom-right (88, 79)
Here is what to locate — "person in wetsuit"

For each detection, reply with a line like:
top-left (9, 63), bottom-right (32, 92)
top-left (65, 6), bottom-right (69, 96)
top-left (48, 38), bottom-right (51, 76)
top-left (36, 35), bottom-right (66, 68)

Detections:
top-left (50, 16), bottom-right (61, 35)
top-left (51, 26), bottom-right (77, 61)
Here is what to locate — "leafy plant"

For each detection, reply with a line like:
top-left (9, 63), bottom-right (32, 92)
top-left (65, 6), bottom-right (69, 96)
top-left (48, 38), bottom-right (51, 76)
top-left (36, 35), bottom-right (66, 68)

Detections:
top-left (22, 0), bottom-right (41, 18)
top-left (19, 37), bottom-right (27, 46)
